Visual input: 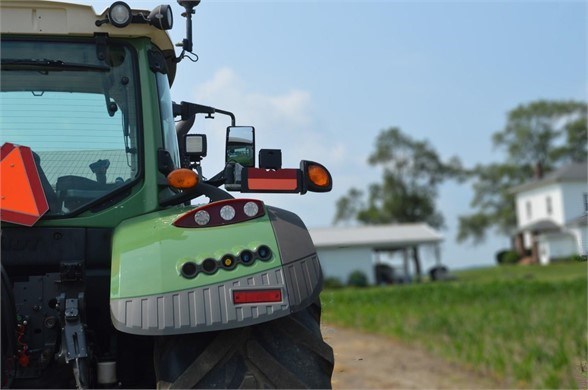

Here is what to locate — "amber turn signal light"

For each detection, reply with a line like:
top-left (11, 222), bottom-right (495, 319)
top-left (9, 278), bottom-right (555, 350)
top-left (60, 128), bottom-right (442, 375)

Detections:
top-left (301, 160), bottom-right (332, 193)
top-left (308, 165), bottom-right (330, 187)
top-left (167, 168), bottom-right (199, 189)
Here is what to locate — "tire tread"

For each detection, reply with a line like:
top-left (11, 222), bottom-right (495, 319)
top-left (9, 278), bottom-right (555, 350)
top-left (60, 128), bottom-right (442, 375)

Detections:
top-left (155, 302), bottom-right (334, 389)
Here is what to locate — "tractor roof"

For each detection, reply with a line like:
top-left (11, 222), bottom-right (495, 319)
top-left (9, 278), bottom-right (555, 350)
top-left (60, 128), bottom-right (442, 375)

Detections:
top-left (0, 1), bottom-right (175, 54)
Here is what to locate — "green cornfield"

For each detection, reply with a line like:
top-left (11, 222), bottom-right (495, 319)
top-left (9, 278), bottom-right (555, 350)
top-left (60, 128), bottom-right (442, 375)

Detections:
top-left (321, 262), bottom-right (587, 388)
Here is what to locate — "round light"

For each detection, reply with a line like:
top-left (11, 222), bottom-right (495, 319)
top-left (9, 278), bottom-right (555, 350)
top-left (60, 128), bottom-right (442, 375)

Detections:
top-left (166, 10), bottom-right (173, 28)
top-left (220, 205), bottom-right (236, 221)
top-left (308, 165), bottom-right (330, 187)
top-left (148, 4), bottom-right (173, 30)
top-left (108, 2), bottom-right (132, 28)
top-left (167, 168), bottom-right (199, 189)
top-left (240, 250), bottom-right (254, 264)
top-left (257, 245), bottom-right (272, 260)
top-left (180, 262), bottom-right (198, 279)
top-left (243, 201), bottom-right (259, 217)
top-left (193, 210), bottom-right (210, 226)
top-left (221, 255), bottom-right (235, 269)
top-left (201, 259), bottom-right (217, 274)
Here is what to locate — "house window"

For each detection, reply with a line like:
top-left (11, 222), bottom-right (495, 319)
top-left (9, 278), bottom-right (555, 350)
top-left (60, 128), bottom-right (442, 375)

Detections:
top-left (526, 201), bottom-right (532, 219)
top-left (546, 196), bottom-right (552, 216)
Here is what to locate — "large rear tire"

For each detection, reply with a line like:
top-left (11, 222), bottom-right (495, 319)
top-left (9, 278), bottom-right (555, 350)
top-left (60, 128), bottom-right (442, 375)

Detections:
top-left (153, 301), bottom-right (334, 389)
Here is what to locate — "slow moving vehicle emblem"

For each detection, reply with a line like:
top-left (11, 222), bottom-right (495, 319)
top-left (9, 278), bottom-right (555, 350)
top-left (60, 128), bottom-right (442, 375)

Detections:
top-left (0, 143), bottom-right (49, 226)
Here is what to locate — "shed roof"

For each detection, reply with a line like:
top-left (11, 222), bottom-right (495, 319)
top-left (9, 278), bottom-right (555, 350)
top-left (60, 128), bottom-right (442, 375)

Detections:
top-left (38, 150), bottom-right (132, 186)
top-left (510, 162), bottom-right (587, 194)
top-left (308, 223), bottom-right (443, 250)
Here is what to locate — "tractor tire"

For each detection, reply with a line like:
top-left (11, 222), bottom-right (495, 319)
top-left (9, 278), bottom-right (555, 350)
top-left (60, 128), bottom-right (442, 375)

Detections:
top-left (153, 301), bottom-right (334, 389)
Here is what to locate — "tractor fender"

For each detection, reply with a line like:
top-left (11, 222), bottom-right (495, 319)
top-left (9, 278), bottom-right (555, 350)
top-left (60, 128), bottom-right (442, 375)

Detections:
top-left (266, 205), bottom-right (324, 312)
top-left (109, 204), bottom-right (323, 335)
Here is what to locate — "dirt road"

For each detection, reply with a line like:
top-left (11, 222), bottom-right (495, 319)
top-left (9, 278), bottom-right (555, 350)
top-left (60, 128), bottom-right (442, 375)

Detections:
top-left (322, 325), bottom-right (500, 389)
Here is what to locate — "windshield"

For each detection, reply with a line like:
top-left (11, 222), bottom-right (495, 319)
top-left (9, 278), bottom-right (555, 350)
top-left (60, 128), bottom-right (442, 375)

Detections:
top-left (0, 39), bottom-right (140, 217)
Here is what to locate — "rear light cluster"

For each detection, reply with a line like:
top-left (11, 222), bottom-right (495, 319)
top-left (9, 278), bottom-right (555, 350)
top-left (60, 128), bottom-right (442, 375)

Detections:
top-left (173, 199), bottom-right (265, 228)
top-left (180, 245), bottom-right (273, 279)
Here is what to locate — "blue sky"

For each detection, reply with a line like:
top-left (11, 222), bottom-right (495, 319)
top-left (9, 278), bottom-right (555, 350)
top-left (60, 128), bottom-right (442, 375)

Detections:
top-left (84, 0), bottom-right (586, 269)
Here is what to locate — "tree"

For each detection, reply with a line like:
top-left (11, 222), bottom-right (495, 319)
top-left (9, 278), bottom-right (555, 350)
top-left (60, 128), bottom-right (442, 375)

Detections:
top-left (458, 99), bottom-right (587, 243)
top-left (457, 163), bottom-right (530, 243)
top-left (334, 127), bottom-right (463, 228)
top-left (491, 100), bottom-right (586, 168)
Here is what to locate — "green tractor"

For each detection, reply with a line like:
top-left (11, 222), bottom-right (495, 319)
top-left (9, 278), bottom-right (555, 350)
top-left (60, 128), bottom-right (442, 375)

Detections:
top-left (0, 1), bottom-right (334, 388)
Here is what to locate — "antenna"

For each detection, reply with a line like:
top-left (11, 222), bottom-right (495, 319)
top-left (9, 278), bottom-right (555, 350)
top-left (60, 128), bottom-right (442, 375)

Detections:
top-left (177, 0), bottom-right (201, 54)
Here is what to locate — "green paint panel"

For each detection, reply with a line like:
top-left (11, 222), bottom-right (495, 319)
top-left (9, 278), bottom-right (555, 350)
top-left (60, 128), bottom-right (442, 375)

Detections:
top-left (110, 206), bottom-right (282, 299)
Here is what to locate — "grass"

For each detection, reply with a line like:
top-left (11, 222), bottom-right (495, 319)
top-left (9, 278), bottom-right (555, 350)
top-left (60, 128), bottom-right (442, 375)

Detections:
top-left (321, 262), bottom-right (587, 388)
top-left (454, 260), bottom-right (587, 283)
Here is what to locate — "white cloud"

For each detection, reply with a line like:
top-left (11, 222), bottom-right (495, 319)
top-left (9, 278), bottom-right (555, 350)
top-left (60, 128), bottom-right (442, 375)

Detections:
top-left (196, 67), bottom-right (243, 102)
top-left (267, 90), bottom-right (312, 127)
top-left (187, 67), bottom-right (361, 227)
top-left (191, 67), bottom-right (349, 172)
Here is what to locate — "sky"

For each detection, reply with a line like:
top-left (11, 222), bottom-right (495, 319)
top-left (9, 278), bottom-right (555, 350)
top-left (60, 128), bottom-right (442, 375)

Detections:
top-left (82, 0), bottom-right (586, 270)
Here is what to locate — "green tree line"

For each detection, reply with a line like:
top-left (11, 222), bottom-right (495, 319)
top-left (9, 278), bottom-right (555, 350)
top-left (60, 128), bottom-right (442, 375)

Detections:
top-left (334, 99), bottom-right (587, 242)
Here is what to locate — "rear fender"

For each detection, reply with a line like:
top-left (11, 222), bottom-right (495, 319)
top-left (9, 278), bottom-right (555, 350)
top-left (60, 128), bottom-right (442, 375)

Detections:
top-left (110, 205), bottom-right (322, 335)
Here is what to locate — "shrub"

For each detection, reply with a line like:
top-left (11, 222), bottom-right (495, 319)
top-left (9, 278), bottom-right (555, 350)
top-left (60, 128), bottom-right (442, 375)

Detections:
top-left (495, 249), bottom-right (508, 265)
top-left (499, 250), bottom-right (520, 265)
top-left (552, 254), bottom-right (587, 263)
top-left (347, 270), bottom-right (368, 287)
top-left (323, 277), bottom-right (344, 289)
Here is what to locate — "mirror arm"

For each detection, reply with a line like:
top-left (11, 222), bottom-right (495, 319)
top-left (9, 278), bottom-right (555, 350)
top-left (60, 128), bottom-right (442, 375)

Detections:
top-left (204, 169), bottom-right (227, 188)
top-left (215, 108), bottom-right (236, 127)
top-left (173, 101), bottom-right (236, 126)
top-left (160, 181), bottom-right (234, 207)
top-left (173, 101), bottom-right (214, 120)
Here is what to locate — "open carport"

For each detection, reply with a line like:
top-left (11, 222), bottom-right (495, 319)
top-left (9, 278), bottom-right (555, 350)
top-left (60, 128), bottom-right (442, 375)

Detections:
top-left (309, 224), bottom-right (443, 285)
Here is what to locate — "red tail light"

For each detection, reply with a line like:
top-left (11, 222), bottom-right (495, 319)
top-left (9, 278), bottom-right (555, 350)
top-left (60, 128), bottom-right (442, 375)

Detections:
top-left (173, 199), bottom-right (265, 228)
top-left (233, 289), bottom-right (283, 304)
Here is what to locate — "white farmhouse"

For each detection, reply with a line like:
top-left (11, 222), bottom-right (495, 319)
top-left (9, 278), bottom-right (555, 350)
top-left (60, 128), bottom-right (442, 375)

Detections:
top-left (510, 162), bottom-right (587, 264)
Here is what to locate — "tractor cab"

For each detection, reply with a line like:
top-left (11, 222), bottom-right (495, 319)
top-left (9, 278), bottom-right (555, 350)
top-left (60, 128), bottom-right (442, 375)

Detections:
top-left (1, 2), bottom-right (334, 388)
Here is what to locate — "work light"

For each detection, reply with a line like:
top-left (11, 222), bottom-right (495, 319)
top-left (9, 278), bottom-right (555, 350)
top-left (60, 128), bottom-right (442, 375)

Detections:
top-left (148, 5), bottom-right (173, 30)
top-left (108, 2), bottom-right (132, 28)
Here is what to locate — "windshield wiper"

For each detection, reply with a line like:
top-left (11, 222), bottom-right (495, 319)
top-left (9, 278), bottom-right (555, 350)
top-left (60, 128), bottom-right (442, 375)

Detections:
top-left (1, 59), bottom-right (110, 72)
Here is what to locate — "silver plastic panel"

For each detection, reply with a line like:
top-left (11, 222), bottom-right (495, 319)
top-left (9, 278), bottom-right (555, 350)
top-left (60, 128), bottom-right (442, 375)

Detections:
top-left (111, 254), bottom-right (324, 335)
top-left (111, 268), bottom-right (289, 335)
top-left (267, 206), bottom-right (316, 264)
top-left (283, 254), bottom-right (322, 310)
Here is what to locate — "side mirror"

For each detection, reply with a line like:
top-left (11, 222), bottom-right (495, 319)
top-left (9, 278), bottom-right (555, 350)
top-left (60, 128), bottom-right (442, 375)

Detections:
top-left (226, 126), bottom-right (255, 167)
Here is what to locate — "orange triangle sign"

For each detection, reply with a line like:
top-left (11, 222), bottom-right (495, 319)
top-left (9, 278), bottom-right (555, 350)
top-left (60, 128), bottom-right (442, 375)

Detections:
top-left (1, 143), bottom-right (49, 226)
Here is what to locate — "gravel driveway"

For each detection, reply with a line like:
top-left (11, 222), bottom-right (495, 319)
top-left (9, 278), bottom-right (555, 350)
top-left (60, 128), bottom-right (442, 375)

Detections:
top-left (322, 325), bottom-right (501, 389)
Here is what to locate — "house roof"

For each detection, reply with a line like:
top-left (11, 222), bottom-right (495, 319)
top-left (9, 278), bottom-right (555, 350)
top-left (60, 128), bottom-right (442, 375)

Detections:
top-left (308, 223), bottom-right (443, 250)
top-left (510, 162), bottom-right (587, 194)
top-left (517, 219), bottom-right (561, 233)
top-left (567, 214), bottom-right (588, 227)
